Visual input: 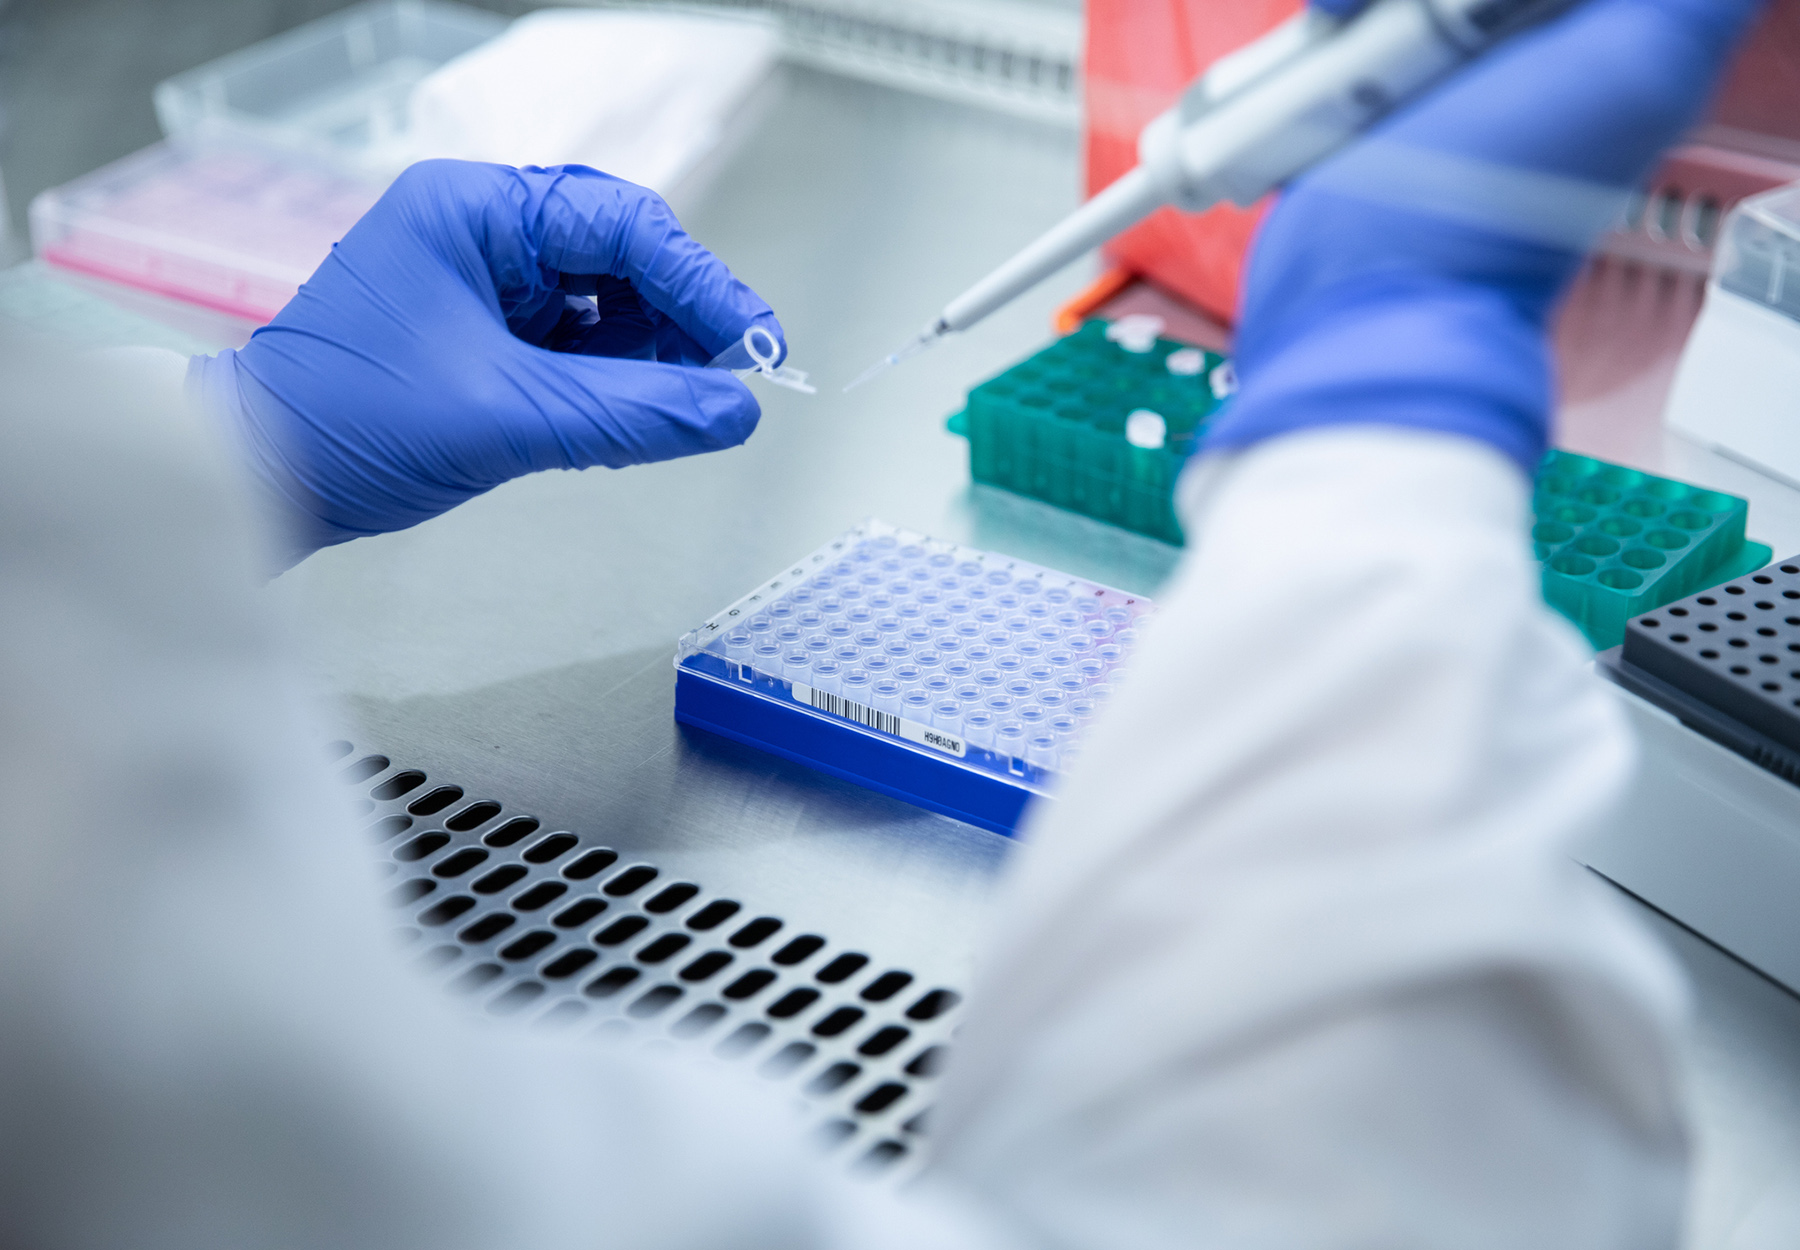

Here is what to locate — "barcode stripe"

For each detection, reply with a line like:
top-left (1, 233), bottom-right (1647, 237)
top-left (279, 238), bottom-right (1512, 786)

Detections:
top-left (804, 686), bottom-right (902, 735)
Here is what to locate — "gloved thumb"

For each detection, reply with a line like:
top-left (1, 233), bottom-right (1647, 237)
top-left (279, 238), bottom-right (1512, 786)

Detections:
top-left (498, 346), bottom-right (764, 472)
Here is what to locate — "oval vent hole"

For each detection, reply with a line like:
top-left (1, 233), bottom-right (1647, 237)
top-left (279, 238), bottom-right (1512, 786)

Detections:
top-left (644, 883), bottom-right (700, 914)
top-left (563, 849), bottom-right (619, 880)
top-left (604, 864), bottom-right (659, 896)
top-left (687, 900), bottom-right (741, 931)
top-left (512, 881), bottom-right (568, 911)
top-left (394, 832), bottom-right (450, 862)
top-left (432, 848), bottom-right (489, 878)
top-left (472, 864), bottom-right (528, 894)
top-left (407, 786), bottom-right (463, 816)
top-left (521, 831), bottom-right (577, 861)
top-left (341, 755), bottom-right (389, 783)
top-left (445, 801), bottom-right (502, 832)
top-left (419, 896), bottom-right (476, 926)
top-left (370, 770), bottom-right (427, 801)
top-left (552, 898), bottom-right (608, 928)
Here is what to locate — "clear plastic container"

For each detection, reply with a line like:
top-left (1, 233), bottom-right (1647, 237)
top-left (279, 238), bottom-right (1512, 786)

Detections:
top-left (29, 142), bottom-right (381, 323)
top-left (674, 519), bottom-right (1156, 835)
top-left (155, 0), bottom-right (505, 177)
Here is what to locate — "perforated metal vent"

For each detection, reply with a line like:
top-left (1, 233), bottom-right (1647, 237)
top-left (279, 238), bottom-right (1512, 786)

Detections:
top-left (332, 740), bottom-right (960, 1178)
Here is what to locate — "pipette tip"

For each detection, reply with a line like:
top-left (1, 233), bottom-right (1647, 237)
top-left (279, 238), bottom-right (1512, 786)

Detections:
top-left (842, 321), bottom-right (947, 393)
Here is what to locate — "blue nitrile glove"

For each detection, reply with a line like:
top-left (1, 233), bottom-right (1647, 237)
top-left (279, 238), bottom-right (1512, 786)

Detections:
top-left (1202, 0), bottom-right (1765, 475)
top-left (188, 160), bottom-right (783, 570)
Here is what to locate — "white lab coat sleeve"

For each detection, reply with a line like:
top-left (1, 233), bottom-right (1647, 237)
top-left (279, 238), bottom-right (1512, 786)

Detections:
top-left (0, 341), bottom-right (1019, 1250)
top-left (928, 427), bottom-right (1691, 1250)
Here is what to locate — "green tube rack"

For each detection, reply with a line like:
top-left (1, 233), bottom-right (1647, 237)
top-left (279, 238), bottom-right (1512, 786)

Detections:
top-left (1533, 451), bottom-right (1769, 650)
top-left (949, 325), bottom-right (1768, 650)
top-left (946, 319), bottom-right (1228, 546)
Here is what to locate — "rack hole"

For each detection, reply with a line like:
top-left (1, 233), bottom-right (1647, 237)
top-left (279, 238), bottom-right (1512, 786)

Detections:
top-left (432, 848), bottom-right (488, 878)
top-left (552, 898), bottom-right (608, 928)
top-left (562, 849), bottom-right (619, 880)
top-left (367, 814), bottom-right (413, 841)
top-left (769, 988), bottom-right (822, 1019)
top-left (542, 949), bottom-right (597, 979)
top-left (643, 883), bottom-right (701, 914)
top-left (595, 916), bottom-right (650, 946)
top-left (723, 970), bottom-right (777, 1000)
top-left (512, 881), bottom-right (568, 911)
top-left (817, 953), bottom-right (870, 984)
top-left (450, 963), bottom-right (503, 993)
top-left (813, 1006), bottom-right (866, 1038)
top-left (904, 1046), bottom-right (945, 1077)
top-left (584, 967), bottom-right (641, 998)
top-left (472, 864), bottom-right (528, 894)
top-left (861, 971), bottom-right (914, 1002)
top-left (419, 896), bottom-right (476, 926)
top-left (856, 1141), bottom-right (909, 1173)
top-left (407, 785), bottom-right (463, 815)
top-left (812, 1118), bottom-right (857, 1149)
top-left (687, 900), bottom-right (742, 931)
top-left (905, 989), bottom-right (961, 1021)
top-left (370, 770), bottom-right (427, 800)
top-left (672, 1003), bottom-right (727, 1038)
top-left (855, 1083), bottom-right (909, 1114)
top-left (858, 1025), bottom-right (911, 1057)
top-left (387, 878), bottom-right (436, 906)
top-left (760, 1041), bottom-right (817, 1078)
top-left (628, 985), bottom-right (683, 1018)
top-left (484, 818), bottom-right (543, 849)
top-left (395, 831), bottom-right (450, 862)
top-left (341, 755), bottom-right (390, 783)
top-left (730, 917), bottom-right (784, 948)
top-left (638, 934), bottom-right (692, 964)
top-left (604, 865), bottom-right (660, 896)
top-left (325, 740), bottom-right (354, 760)
top-left (807, 1062), bottom-right (862, 1095)
top-left (714, 1022), bottom-right (771, 1058)
top-left (680, 951), bottom-right (734, 981)
top-left (773, 935), bottom-right (826, 965)
top-left (445, 801), bottom-right (503, 832)
top-left (520, 831), bottom-right (576, 861)
top-left (501, 930), bottom-right (556, 961)
top-left (458, 913), bottom-right (516, 944)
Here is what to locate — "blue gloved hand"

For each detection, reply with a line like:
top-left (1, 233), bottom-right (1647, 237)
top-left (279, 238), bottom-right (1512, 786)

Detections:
top-left (1202, 0), bottom-right (1765, 475)
top-left (188, 160), bottom-right (782, 570)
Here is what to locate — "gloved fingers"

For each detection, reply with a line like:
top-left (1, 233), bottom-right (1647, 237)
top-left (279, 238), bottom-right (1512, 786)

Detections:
top-left (1363, 0), bottom-right (1766, 187)
top-left (500, 163), bottom-right (779, 364)
top-left (495, 341), bottom-right (764, 472)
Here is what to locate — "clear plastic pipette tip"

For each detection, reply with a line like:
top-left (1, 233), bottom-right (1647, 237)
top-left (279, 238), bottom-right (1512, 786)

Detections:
top-left (842, 320), bottom-right (947, 393)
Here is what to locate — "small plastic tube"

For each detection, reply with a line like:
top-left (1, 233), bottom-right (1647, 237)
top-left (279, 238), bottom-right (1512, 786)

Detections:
top-left (896, 601), bottom-right (925, 622)
top-left (1096, 643), bottom-right (1124, 664)
top-left (975, 605), bottom-right (1003, 626)
top-left (783, 650), bottom-right (813, 683)
top-left (1046, 649), bottom-right (1075, 669)
top-left (1056, 673), bottom-right (1087, 695)
top-left (994, 653), bottom-right (1024, 675)
top-left (767, 601), bottom-right (795, 621)
top-left (1004, 616), bottom-right (1031, 634)
top-left (870, 679), bottom-right (903, 715)
top-left (913, 648), bottom-right (943, 671)
top-left (926, 610), bottom-right (955, 631)
top-left (1114, 627), bottom-right (1140, 648)
top-left (751, 641), bottom-right (784, 676)
top-left (904, 623), bottom-right (933, 645)
top-left (841, 668), bottom-right (873, 702)
top-left (1013, 578), bottom-right (1041, 595)
top-left (955, 619), bottom-right (984, 639)
top-left (932, 700), bottom-right (963, 733)
top-left (1085, 619), bottom-right (1112, 640)
top-left (874, 614), bottom-right (903, 635)
top-left (901, 689), bottom-right (934, 720)
top-left (839, 584), bottom-right (866, 603)
top-left (798, 609), bottom-right (826, 631)
top-left (1017, 704), bottom-right (1048, 727)
top-left (1064, 636), bottom-right (1095, 656)
top-left (723, 627), bottom-right (753, 657)
top-left (845, 606), bottom-right (876, 627)
top-left (853, 628), bottom-right (882, 650)
top-left (935, 635), bottom-right (964, 656)
top-left (974, 669), bottom-right (1003, 690)
top-left (811, 659), bottom-right (842, 695)
top-left (1015, 638), bottom-right (1044, 659)
top-left (746, 615), bottom-right (775, 638)
top-left (994, 591), bottom-right (1022, 611)
top-left (963, 710), bottom-right (996, 750)
top-left (805, 634), bottom-right (833, 655)
top-left (985, 694), bottom-right (1017, 717)
top-left (954, 683), bottom-right (982, 706)
top-left (866, 590), bottom-right (895, 612)
top-left (1069, 697), bottom-right (1098, 720)
top-left (1037, 689), bottom-right (1067, 710)
top-left (1005, 677), bottom-right (1036, 700)
top-left (942, 658), bottom-right (974, 681)
top-left (883, 638), bottom-right (912, 659)
top-left (863, 654), bottom-right (893, 676)
top-left (964, 643), bottom-right (995, 665)
top-left (995, 722), bottom-right (1028, 759)
top-left (775, 623), bottom-right (804, 646)
top-left (1026, 662), bottom-right (1055, 685)
top-left (1034, 623), bottom-right (1063, 643)
top-left (1088, 683), bottom-right (1115, 702)
top-left (1053, 609), bottom-right (1083, 630)
top-left (893, 662), bottom-right (923, 685)
top-left (1044, 587), bottom-right (1072, 606)
top-left (789, 588), bottom-right (816, 608)
top-left (923, 674), bottom-right (954, 697)
top-left (1026, 733), bottom-right (1059, 771)
top-left (914, 587), bottom-right (942, 606)
top-left (983, 628), bottom-right (1012, 649)
top-left (1023, 600), bottom-right (1051, 621)
top-left (825, 620), bottom-right (854, 641)
top-left (947, 597), bottom-right (973, 616)
top-left (1050, 713), bottom-right (1080, 737)
top-left (1077, 658), bottom-right (1107, 680)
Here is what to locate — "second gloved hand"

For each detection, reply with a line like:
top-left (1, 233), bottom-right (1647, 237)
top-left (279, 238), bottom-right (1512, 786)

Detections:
top-left (188, 159), bottom-right (783, 570)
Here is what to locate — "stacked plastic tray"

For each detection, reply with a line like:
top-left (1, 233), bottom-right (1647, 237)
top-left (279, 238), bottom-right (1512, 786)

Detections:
top-left (1601, 557), bottom-right (1800, 784)
top-left (674, 519), bottom-right (1153, 836)
top-left (947, 319), bottom-right (1229, 546)
top-left (1532, 450), bottom-right (1769, 649)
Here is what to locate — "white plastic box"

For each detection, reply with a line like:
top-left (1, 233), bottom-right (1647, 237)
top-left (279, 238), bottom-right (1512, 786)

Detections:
top-left (1665, 182), bottom-right (1800, 484)
top-left (29, 143), bottom-right (380, 324)
top-left (154, 0), bottom-right (505, 177)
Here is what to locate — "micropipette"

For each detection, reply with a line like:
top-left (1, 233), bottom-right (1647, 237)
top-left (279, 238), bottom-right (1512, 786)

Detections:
top-left (845, 0), bottom-right (1581, 392)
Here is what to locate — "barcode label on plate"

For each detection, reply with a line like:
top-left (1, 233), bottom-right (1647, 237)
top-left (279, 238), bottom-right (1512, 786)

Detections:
top-left (792, 683), bottom-right (966, 758)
